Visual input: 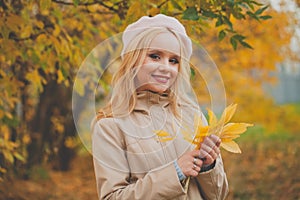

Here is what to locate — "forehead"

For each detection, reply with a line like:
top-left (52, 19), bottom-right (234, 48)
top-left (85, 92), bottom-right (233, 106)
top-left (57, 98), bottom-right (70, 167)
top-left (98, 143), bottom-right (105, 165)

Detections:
top-left (148, 32), bottom-right (180, 56)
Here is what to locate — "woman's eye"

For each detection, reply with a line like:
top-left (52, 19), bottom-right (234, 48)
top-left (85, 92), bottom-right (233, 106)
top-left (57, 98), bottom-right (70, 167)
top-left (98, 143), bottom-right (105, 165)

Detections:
top-left (149, 54), bottom-right (160, 60)
top-left (169, 58), bottom-right (179, 64)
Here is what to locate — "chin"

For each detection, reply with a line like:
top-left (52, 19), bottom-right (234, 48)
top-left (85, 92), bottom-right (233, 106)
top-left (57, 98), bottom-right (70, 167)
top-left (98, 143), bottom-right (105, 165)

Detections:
top-left (138, 83), bottom-right (169, 94)
top-left (150, 86), bottom-right (168, 94)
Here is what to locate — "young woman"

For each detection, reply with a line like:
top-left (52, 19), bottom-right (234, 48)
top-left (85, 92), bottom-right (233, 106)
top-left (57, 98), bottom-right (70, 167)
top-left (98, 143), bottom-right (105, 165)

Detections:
top-left (92, 14), bottom-right (228, 200)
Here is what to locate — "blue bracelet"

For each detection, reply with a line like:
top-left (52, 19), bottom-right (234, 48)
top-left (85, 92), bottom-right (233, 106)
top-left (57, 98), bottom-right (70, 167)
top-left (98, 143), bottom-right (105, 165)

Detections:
top-left (174, 161), bottom-right (186, 181)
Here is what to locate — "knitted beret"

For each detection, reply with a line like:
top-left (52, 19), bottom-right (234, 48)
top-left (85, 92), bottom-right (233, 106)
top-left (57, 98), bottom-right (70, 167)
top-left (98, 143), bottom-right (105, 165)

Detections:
top-left (121, 14), bottom-right (192, 59)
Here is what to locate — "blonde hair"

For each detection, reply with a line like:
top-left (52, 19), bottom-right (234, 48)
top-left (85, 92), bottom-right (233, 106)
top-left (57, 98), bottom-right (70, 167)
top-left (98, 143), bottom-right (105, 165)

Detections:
top-left (96, 27), bottom-right (196, 120)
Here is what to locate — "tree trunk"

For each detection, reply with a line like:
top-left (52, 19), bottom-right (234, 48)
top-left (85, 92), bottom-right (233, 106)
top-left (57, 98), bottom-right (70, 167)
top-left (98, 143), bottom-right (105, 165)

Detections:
top-left (27, 80), bottom-right (76, 171)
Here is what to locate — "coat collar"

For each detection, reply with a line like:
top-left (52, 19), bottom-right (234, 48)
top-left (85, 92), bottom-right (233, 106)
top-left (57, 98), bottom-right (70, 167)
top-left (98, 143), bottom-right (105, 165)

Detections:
top-left (134, 90), bottom-right (170, 114)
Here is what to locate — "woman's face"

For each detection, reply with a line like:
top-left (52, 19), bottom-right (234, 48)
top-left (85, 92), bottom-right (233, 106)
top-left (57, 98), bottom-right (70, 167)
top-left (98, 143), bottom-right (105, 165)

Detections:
top-left (135, 32), bottom-right (180, 93)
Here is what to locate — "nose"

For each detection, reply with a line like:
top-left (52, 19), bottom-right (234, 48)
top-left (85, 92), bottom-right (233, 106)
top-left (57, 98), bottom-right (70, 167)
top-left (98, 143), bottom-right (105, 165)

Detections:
top-left (158, 58), bottom-right (171, 71)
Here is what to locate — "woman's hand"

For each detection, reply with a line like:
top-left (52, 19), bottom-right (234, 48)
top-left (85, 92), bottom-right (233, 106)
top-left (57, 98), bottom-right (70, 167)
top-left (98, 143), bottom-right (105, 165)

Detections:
top-left (177, 150), bottom-right (203, 177)
top-left (199, 134), bottom-right (221, 166)
top-left (177, 135), bottom-right (221, 177)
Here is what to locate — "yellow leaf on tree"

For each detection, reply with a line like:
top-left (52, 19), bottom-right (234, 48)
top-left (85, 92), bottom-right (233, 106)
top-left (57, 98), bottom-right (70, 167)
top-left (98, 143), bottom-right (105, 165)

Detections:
top-left (36, 20), bottom-right (44, 29)
top-left (25, 69), bottom-right (47, 92)
top-left (57, 70), bottom-right (64, 84)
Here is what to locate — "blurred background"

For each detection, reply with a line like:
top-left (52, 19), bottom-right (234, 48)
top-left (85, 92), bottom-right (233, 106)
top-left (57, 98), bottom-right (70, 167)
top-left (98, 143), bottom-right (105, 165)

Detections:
top-left (0, 0), bottom-right (299, 199)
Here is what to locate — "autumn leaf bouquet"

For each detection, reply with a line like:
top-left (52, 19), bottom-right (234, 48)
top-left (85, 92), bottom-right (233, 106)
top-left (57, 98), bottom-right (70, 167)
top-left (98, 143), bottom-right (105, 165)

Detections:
top-left (155, 104), bottom-right (253, 194)
top-left (156, 104), bottom-right (253, 153)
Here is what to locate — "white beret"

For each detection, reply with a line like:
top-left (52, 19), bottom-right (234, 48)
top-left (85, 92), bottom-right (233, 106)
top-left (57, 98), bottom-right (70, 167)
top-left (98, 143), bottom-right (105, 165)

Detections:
top-left (121, 14), bottom-right (192, 59)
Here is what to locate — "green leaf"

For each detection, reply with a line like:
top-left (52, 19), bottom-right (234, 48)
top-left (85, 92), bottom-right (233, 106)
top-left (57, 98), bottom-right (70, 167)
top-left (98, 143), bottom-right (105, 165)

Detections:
top-left (215, 16), bottom-right (223, 27)
top-left (255, 6), bottom-right (269, 15)
top-left (230, 37), bottom-right (237, 50)
top-left (239, 40), bottom-right (253, 49)
top-left (182, 7), bottom-right (199, 21)
top-left (225, 28), bottom-right (236, 33)
top-left (73, 0), bottom-right (80, 6)
top-left (201, 10), bottom-right (218, 18)
top-left (246, 11), bottom-right (260, 21)
top-left (260, 15), bottom-right (272, 20)
top-left (227, 0), bottom-right (235, 7)
top-left (232, 11), bottom-right (245, 20)
top-left (171, 0), bottom-right (182, 10)
top-left (246, 2), bottom-right (254, 10)
top-left (223, 16), bottom-right (233, 30)
top-left (250, 0), bottom-right (264, 6)
top-left (248, 0), bottom-right (264, 9)
top-left (232, 34), bottom-right (246, 41)
top-left (218, 30), bottom-right (226, 41)
top-left (190, 67), bottom-right (195, 80)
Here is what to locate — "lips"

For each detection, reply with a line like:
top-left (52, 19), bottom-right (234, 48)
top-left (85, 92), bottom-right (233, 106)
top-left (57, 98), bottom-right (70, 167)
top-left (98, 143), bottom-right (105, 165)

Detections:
top-left (151, 74), bottom-right (170, 84)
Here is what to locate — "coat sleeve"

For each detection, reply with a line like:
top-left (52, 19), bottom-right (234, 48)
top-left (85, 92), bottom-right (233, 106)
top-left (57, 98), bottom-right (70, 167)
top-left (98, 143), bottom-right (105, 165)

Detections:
top-left (92, 119), bottom-right (186, 200)
top-left (196, 155), bottom-right (229, 200)
top-left (186, 108), bottom-right (228, 199)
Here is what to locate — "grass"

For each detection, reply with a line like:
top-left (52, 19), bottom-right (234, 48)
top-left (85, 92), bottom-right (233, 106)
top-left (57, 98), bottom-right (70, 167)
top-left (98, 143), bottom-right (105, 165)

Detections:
top-left (0, 118), bottom-right (299, 199)
top-left (222, 127), bottom-right (300, 199)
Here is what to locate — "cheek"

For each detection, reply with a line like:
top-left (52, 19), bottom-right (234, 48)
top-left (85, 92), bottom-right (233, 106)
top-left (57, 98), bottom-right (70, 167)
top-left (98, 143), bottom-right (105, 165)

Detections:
top-left (137, 63), bottom-right (158, 79)
top-left (171, 67), bottom-right (179, 79)
top-left (135, 67), bottom-right (150, 86)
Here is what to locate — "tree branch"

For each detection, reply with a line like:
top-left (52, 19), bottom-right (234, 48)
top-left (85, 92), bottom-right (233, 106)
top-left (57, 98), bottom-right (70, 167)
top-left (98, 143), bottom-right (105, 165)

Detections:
top-left (157, 0), bottom-right (169, 9)
top-left (51, 0), bottom-right (119, 13)
top-left (52, 0), bottom-right (96, 6)
top-left (97, 1), bottom-right (119, 13)
top-left (4, 31), bottom-right (47, 42)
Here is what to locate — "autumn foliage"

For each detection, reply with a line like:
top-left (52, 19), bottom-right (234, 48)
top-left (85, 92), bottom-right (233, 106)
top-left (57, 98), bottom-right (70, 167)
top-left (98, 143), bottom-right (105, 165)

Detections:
top-left (0, 2), bottom-right (299, 196)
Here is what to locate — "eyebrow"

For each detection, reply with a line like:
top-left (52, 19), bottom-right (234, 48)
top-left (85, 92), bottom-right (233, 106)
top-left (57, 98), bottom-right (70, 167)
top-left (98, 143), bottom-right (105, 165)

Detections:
top-left (147, 49), bottom-right (180, 58)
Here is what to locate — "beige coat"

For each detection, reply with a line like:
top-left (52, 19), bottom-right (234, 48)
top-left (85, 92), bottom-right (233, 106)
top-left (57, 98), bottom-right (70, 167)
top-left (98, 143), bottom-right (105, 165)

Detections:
top-left (93, 91), bottom-right (229, 200)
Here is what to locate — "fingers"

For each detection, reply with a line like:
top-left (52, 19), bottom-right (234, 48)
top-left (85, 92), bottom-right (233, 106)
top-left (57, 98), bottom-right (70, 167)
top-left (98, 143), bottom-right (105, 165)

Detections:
top-left (209, 134), bottom-right (221, 144)
top-left (199, 135), bottom-right (221, 166)
top-left (202, 135), bottom-right (221, 150)
top-left (177, 150), bottom-right (203, 177)
top-left (189, 151), bottom-right (203, 175)
top-left (210, 134), bottom-right (221, 147)
top-left (191, 149), bottom-right (201, 158)
top-left (177, 135), bottom-right (221, 178)
top-left (193, 157), bottom-right (202, 166)
top-left (191, 157), bottom-right (202, 176)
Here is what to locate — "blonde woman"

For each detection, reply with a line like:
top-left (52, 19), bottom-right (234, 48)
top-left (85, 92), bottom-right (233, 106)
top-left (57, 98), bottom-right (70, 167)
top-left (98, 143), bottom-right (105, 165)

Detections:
top-left (92, 14), bottom-right (228, 200)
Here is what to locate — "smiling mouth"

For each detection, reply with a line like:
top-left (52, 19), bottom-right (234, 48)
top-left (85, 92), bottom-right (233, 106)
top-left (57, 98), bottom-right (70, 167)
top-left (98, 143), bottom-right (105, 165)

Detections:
top-left (151, 75), bottom-right (170, 84)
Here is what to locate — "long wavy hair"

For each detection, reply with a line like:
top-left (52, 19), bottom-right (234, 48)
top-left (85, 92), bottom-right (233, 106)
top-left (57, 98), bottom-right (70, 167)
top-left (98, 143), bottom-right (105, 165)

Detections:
top-left (96, 27), bottom-right (196, 120)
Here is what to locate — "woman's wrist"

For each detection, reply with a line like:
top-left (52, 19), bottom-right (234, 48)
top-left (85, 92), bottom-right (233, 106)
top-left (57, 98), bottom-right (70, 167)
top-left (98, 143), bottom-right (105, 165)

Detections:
top-left (200, 160), bottom-right (216, 173)
top-left (174, 160), bottom-right (186, 181)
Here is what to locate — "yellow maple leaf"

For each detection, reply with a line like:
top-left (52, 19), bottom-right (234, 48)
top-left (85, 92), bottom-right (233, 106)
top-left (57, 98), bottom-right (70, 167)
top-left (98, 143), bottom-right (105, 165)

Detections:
top-left (220, 103), bottom-right (237, 124)
top-left (155, 104), bottom-right (253, 153)
top-left (154, 104), bottom-right (253, 193)
top-left (195, 104), bottom-right (253, 153)
top-left (220, 140), bottom-right (242, 153)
